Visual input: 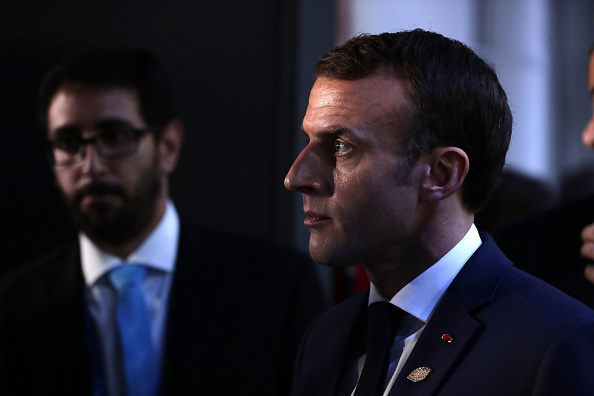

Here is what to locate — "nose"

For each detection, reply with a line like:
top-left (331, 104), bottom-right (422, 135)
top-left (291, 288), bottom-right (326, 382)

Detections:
top-left (284, 145), bottom-right (328, 194)
top-left (80, 143), bottom-right (107, 176)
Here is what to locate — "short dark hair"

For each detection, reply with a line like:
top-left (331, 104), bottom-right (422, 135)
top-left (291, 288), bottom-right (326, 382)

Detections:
top-left (37, 48), bottom-right (175, 132)
top-left (315, 29), bottom-right (513, 213)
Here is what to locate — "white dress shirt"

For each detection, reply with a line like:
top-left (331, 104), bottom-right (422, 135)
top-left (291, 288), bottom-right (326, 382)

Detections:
top-left (353, 224), bottom-right (482, 396)
top-left (80, 201), bottom-right (180, 396)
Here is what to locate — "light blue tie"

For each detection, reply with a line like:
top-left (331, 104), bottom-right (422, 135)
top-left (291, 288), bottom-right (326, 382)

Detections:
top-left (109, 265), bottom-right (160, 396)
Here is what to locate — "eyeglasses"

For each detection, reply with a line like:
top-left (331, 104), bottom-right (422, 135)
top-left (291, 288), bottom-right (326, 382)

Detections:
top-left (46, 125), bottom-right (156, 166)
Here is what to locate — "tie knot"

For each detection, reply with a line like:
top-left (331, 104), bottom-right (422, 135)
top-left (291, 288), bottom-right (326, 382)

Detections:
top-left (109, 265), bottom-right (147, 292)
top-left (367, 302), bottom-right (404, 345)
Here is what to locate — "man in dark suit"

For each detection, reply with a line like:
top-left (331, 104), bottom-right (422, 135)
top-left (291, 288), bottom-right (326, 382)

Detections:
top-left (0, 49), bottom-right (326, 395)
top-left (284, 29), bottom-right (594, 396)
top-left (498, 44), bottom-right (594, 309)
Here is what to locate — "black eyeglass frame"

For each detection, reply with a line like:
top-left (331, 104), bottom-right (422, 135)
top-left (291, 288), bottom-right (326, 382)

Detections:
top-left (45, 126), bottom-right (157, 166)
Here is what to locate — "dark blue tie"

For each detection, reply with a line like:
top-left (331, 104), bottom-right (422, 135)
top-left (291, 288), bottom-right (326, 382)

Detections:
top-left (109, 265), bottom-right (160, 396)
top-left (354, 302), bottom-right (404, 396)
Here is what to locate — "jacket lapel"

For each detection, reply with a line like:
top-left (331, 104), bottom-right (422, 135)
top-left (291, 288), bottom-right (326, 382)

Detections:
top-left (389, 234), bottom-right (513, 395)
top-left (390, 291), bottom-right (480, 395)
top-left (293, 289), bottom-right (369, 396)
top-left (326, 291), bottom-right (369, 395)
top-left (161, 220), bottom-right (214, 393)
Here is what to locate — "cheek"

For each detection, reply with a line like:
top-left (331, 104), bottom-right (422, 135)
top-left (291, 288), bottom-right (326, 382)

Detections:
top-left (118, 165), bottom-right (144, 196)
top-left (121, 149), bottom-right (158, 185)
top-left (53, 169), bottom-right (75, 196)
top-left (336, 172), bottom-right (394, 222)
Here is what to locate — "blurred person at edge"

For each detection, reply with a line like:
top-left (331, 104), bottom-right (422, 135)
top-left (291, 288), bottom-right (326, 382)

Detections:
top-left (498, 44), bottom-right (594, 308)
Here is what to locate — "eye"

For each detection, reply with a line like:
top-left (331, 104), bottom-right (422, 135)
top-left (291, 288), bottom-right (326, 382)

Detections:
top-left (334, 140), bottom-right (350, 155)
top-left (99, 126), bottom-right (135, 148)
top-left (54, 136), bottom-right (82, 154)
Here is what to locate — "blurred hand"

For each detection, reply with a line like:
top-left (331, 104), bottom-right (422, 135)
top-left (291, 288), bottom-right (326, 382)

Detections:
top-left (580, 223), bottom-right (594, 284)
top-left (585, 264), bottom-right (594, 284)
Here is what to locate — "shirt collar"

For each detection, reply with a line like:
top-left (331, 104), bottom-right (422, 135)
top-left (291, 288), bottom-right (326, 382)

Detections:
top-left (369, 223), bottom-right (481, 323)
top-left (80, 200), bottom-right (180, 286)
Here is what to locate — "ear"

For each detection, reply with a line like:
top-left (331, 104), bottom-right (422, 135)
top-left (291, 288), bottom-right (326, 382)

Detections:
top-left (419, 147), bottom-right (469, 203)
top-left (157, 119), bottom-right (185, 175)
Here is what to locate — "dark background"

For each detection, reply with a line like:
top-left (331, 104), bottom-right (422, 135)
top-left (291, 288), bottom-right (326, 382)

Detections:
top-left (0, 1), bottom-right (335, 276)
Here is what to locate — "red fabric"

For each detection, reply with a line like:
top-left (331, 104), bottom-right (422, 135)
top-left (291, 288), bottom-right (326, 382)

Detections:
top-left (353, 263), bottom-right (370, 293)
top-left (333, 264), bottom-right (370, 304)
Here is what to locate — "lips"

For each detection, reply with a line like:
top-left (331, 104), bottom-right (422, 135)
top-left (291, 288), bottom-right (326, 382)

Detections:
top-left (80, 192), bottom-right (119, 206)
top-left (304, 210), bottom-right (331, 227)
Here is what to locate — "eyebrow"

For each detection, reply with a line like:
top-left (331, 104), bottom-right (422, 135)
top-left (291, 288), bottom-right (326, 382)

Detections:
top-left (96, 118), bottom-right (135, 128)
top-left (299, 125), bottom-right (359, 141)
top-left (51, 118), bottom-right (135, 137)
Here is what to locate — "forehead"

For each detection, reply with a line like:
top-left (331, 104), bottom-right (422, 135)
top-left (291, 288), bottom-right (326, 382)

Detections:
top-left (303, 74), bottom-right (411, 139)
top-left (47, 83), bottom-right (144, 133)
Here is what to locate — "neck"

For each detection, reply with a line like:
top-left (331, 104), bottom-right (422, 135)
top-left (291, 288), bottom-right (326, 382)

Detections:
top-left (365, 211), bottom-right (474, 300)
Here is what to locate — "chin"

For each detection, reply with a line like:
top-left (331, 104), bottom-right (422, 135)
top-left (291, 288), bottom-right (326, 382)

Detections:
top-left (83, 203), bottom-right (119, 224)
top-left (309, 245), bottom-right (359, 268)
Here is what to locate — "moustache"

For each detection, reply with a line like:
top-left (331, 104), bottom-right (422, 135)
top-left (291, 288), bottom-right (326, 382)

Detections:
top-left (73, 182), bottom-right (127, 203)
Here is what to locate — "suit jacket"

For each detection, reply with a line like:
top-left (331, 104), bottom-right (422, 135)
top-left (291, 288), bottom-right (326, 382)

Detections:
top-left (291, 234), bottom-right (594, 396)
top-left (0, 217), bottom-right (327, 395)
top-left (496, 193), bottom-right (594, 308)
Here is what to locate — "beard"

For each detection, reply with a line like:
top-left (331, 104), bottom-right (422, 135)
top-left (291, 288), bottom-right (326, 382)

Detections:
top-left (64, 160), bottom-right (162, 247)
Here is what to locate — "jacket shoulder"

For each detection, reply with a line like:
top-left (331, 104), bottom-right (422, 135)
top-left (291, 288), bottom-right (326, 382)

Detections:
top-left (0, 243), bottom-right (80, 298)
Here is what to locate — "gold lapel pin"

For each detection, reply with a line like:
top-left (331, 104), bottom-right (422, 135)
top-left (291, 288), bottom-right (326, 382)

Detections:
top-left (407, 366), bottom-right (433, 383)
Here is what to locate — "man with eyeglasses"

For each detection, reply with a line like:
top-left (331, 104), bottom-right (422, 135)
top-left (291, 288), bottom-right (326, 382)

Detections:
top-left (0, 49), bottom-right (326, 395)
